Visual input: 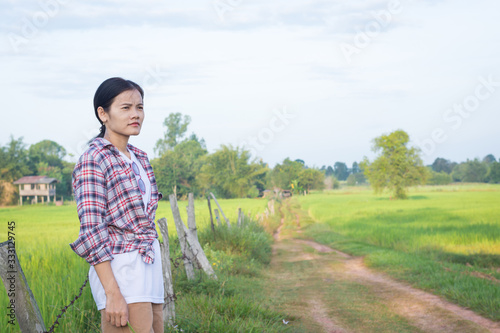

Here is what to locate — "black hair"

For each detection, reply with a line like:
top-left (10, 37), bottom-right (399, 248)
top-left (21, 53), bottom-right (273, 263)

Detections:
top-left (92, 77), bottom-right (144, 139)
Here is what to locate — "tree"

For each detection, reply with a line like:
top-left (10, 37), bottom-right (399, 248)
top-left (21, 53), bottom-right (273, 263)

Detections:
top-left (298, 168), bottom-right (324, 193)
top-left (267, 158), bottom-right (304, 190)
top-left (0, 136), bottom-right (31, 182)
top-left (198, 145), bottom-right (267, 198)
top-left (325, 165), bottom-right (334, 177)
top-left (152, 139), bottom-right (207, 198)
top-left (333, 162), bottom-right (350, 181)
top-left (487, 162), bottom-right (500, 183)
top-left (360, 130), bottom-right (427, 199)
top-left (154, 113), bottom-right (191, 156)
top-left (431, 157), bottom-right (457, 174)
top-left (426, 169), bottom-right (452, 185)
top-left (28, 140), bottom-right (67, 171)
top-left (483, 154), bottom-right (497, 164)
top-left (451, 159), bottom-right (488, 183)
top-left (351, 162), bottom-right (361, 174)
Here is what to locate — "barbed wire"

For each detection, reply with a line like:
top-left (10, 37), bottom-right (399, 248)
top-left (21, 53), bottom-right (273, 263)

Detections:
top-left (44, 275), bottom-right (89, 333)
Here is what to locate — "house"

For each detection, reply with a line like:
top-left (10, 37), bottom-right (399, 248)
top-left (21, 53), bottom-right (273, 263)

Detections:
top-left (13, 176), bottom-right (58, 205)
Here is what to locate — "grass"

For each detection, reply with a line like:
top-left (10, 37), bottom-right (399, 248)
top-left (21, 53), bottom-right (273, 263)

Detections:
top-left (0, 197), bottom-right (289, 333)
top-left (296, 184), bottom-right (500, 321)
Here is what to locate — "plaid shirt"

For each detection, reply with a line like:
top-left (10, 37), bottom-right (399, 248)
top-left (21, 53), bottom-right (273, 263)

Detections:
top-left (70, 138), bottom-right (162, 266)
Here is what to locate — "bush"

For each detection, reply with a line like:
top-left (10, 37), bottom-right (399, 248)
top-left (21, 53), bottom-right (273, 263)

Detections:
top-left (427, 170), bottom-right (452, 185)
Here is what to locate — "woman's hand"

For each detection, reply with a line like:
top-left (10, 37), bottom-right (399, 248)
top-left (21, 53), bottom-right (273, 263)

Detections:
top-left (104, 288), bottom-right (128, 327)
top-left (93, 260), bottom-right (128, 327)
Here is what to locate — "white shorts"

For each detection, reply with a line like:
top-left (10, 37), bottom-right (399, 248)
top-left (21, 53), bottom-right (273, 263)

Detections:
top-left (89, 239), bottom-right (164, 310)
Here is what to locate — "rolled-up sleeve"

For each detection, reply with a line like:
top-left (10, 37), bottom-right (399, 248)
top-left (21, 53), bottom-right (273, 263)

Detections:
top-left (69, 152), bottom-right (113, 265)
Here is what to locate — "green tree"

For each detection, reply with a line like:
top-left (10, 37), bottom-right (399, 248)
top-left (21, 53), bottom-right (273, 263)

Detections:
top-left (451, 159), bottom-right (488, 183)
top-left (154, 113), bottom-right (191, 156)
top-left (28, 140), bottom-right (67, 171)
top-left (298, 168), bottom-right (324, 193)
top-left (152, 139), bottom-right (207, 198)
top-left (482, 154), bottom-right (497, 164)
top-left (325, 165), bottom-right (334, 177)
top-left (267, 158), bottom-right (304, 190)
top-left (487, 161), bottom-right (500, 183)
top-left (426, 169), bottom-right (452, 185)
top-left (333, 161), bottom-right (350, 181)
top-left (351, 161), bottom-right (361, 174)
top-left (0, 136), bottom-right (31, 182)
top-left (198, 145), bottom-right (267, 198)
top-left (431, 157), bottom-right (457, 174)
top-left (360, 130), bottom-right (427, 199)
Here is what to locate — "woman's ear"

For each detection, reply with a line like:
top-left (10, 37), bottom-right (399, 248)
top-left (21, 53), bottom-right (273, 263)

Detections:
top-left (97, 106), bottom-right (107, 123)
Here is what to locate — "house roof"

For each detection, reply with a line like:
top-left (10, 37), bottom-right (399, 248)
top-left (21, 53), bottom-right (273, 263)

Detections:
top-left (13, 176), bottom-right (59, 185)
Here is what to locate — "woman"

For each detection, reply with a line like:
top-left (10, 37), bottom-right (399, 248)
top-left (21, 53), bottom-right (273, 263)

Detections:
top-left (70, 77), bottom-right (164, 332)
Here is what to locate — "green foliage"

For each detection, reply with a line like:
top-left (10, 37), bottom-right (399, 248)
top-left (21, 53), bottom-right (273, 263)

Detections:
top-left (268, 158), bottom-right (303, 190)
top-left (431, 157), bottom-right (456, 174)
top-left (198, 145), bottom-right (268, 199)
top-left (152, 139), bottom-right (207, 198)
top-left (426, 169), bottom-right (452, 185)
top-left (361, 130), bottom-right (427, 199)
top-left (268, 158), bottom-right (324, 194)
top-left (154, 112), bottom-right (192, 156)
top-left (346, 173), bottom-right (366, 186)
top-left (487, 161), bottom-right (500, 183)
top-left (28, 140), bottom-right (67, 171)
top-left (298, 168), bottom-right (324, 193)
top-left (333, 161), bottom-right (349, 181)
top-left (0, 136), bottom-right (31, 182)
top-left (451, 159), bottom-right (489, 183)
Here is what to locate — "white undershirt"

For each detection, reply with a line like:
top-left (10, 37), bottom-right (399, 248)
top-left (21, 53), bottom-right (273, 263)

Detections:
top-left (119, 149), bottom-right (151, 212)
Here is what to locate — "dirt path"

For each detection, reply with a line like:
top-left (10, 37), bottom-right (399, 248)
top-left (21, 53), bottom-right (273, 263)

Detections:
top-left (267, 207), bottom-right (500, 333)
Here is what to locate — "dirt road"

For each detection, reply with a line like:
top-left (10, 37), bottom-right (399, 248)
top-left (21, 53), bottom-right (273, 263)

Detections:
top-left (266, 211), bottom-right (500, 333)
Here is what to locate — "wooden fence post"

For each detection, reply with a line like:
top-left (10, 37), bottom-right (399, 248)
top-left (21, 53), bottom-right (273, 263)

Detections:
top-left (0, 241), bottom-right (46, 333)
top-left (268, 200), bottom-right (275, 215)
top-left (178, 223), bottom-right (217, 280)
top-left (210, 192), bottom-right (230, 227)
top-left (207, 196), bottom-right (216, 241)
top-left (186, 193), bottom-right (198, 241)
top-left (156, 218), bottom-right (175, 327)
top-left (214, 209), bottom-right (222, 227)
top-left (169, 194), bottom-right (196, 280)
top-left (237, 208), bottom-right (242, 227)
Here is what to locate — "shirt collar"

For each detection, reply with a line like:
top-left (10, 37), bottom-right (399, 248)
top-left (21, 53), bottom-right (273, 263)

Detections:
top-left (90, 137), bottom-right (147, 159)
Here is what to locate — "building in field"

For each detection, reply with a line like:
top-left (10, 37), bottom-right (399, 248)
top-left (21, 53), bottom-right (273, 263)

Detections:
top-left (13, 176), bottom-right (58, 206)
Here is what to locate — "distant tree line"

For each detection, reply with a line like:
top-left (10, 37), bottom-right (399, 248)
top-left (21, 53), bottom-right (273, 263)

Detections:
top-left (151, 113), bottom-right (325, 199)
top-left (1, 116), bottom-right (498, 205)
top-left (428, 154), bottom-right (500, 185)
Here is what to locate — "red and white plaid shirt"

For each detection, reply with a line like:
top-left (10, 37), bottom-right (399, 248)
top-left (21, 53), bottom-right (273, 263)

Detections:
top-left (70, 138), bottom-right (162, 266)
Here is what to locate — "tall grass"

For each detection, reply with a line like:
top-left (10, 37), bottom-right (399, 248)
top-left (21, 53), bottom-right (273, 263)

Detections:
top-left (297, 184), bottom-right (500, 320)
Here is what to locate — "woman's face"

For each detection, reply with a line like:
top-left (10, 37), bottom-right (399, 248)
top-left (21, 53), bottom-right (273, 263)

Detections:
top-left (98, 89), bottom-right (144, 139)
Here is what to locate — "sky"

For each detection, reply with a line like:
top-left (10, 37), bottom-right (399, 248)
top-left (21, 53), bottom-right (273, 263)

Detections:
top-left (1, 0), bottom-right (499, 168)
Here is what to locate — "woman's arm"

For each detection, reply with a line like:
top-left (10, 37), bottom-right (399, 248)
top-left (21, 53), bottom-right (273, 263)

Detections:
top-left (94, 261), bottom-right (128, 327)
